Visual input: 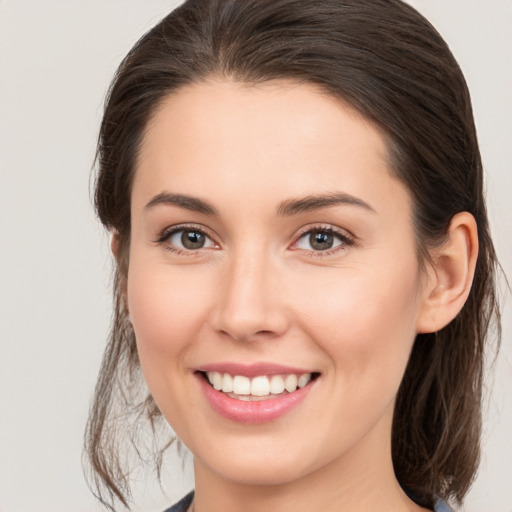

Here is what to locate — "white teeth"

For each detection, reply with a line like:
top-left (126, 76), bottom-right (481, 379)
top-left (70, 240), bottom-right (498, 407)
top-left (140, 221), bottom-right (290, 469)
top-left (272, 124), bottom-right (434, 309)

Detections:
top-left (221, 373), bottom-right (233, 392)
top-left (284, 374), bottom-right (298, 392)
top-left (269, 375), bottom-right (285, 394)
top-left (205, 371), bottom-right (314, 398)
top-left (211, 371), bottom-right (222, 391)
top-left (298, 373), bottom-right (312, 388)
top-left (233, 375), bottom-right (251, 395)
top-left (251, 376), bottom-right (270, 396)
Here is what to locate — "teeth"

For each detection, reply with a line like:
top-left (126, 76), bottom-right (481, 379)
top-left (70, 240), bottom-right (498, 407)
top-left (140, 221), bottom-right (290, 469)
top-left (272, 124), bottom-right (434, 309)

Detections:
top-left (211, 371), bottom-right (222, 391)
top-left (298, 374), bottom-right (312, 388)
top-left (221, 373), bottom-right (233, 393)
top-left (284, 374), bottom-right (298, 392)
top-left (251, 376), bottom-right (270, 396)
top-left (205, 371), bottom-right (314, 398)
top-left (233, 375), bottom-right (251, 395)
top-left (269, 375), bottom-right (285, 394)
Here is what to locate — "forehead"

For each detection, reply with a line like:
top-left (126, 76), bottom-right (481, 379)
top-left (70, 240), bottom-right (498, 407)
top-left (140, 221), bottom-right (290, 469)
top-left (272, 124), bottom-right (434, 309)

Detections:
top-left (133, 79), bottom-right (410, 220)
top-left (140, 78), bottom-right (388, 164)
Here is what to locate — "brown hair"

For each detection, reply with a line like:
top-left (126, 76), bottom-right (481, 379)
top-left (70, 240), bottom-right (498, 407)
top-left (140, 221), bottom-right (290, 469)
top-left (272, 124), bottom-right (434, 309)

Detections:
top-left (85, 0), bottom-right (501, 509)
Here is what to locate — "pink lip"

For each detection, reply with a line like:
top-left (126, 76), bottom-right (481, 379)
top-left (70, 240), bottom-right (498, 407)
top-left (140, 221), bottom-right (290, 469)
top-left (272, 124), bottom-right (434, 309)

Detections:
top-left (195, 372), bottom-right (318, 424)
top-left (196, 362), bottom-right (315, 377)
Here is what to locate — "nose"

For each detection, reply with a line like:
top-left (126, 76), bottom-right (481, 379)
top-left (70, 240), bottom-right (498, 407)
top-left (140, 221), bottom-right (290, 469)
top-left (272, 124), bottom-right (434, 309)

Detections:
top-left (209, 247), bottom-right (289, 343)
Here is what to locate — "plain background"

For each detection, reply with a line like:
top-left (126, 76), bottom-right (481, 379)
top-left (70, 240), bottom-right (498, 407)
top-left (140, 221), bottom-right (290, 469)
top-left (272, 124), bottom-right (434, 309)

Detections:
top-left (0, 1), bottom-right (510, 511)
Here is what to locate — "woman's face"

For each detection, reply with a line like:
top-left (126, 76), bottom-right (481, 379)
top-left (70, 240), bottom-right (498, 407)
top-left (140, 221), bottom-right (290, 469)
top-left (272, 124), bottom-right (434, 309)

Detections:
top-left (127, 80), bottom-right (430, 486)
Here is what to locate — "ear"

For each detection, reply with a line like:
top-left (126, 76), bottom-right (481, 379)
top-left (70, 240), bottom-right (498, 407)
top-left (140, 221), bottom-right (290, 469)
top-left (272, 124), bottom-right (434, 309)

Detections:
top-left (111, 229), bottom-right (121, 259)
top-left (416, 212), bottom-right (479, 333)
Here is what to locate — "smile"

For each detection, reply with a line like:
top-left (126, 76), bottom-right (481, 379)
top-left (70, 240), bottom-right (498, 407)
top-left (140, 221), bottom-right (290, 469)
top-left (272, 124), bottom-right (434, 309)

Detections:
top-left (196, 366), bottom-right (320, 423)
top-left (204, 371), bottom-right (316, 401)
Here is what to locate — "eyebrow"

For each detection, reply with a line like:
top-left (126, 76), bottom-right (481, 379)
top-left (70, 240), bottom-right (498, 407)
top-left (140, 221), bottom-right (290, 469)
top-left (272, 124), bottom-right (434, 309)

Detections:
top-left (145, 192), bottom-right (220, 216)
top-left (276, 192), bottom-right (376, 216)
top-left (144, 191), bottom-right (375, 217)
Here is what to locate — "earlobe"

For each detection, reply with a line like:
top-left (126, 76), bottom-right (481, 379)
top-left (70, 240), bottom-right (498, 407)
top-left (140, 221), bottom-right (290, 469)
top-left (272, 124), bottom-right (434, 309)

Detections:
top-left (111, 230), bottom-right (121, 259)
top-left (416, 212), bottom-right (479, 333)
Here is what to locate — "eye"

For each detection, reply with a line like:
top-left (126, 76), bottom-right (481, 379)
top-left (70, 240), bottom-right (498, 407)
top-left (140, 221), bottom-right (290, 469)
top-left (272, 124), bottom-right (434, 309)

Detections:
top-left (157, 226), bottom-right (217, 253)
top-left (293, 227), bottom-right (353, 253)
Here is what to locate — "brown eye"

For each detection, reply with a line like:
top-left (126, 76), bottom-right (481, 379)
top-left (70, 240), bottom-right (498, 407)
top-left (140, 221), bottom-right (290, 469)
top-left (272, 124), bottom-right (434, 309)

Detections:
top-left (181, 230), bottom-right (206, 249)
top-left (309, 231), bottom-right (334, 251)
top-left (294, 227), bottom-right (351, 253)
top-left (163, 227), bottom-right (216, 252)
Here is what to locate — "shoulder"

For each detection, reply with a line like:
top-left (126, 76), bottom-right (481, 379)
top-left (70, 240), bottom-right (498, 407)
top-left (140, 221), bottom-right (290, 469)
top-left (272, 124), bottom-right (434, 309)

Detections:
top-left (434, 498), bottom-right (453, 512)
top-left (402, 485), bottom-right (453, 512)
top-left (162, 490), bottom-right (451, 512)
top-left (162, 491), bottom-right (194, 512)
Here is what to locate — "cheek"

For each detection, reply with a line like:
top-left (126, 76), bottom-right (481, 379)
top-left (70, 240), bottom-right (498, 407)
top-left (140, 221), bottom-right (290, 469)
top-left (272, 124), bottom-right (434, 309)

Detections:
top-left (126, 256), bottom-right (213, 372)
top-left (294, 253), bottom-right (422, 386)
top-left (125, 255), bottom-right (220, 428)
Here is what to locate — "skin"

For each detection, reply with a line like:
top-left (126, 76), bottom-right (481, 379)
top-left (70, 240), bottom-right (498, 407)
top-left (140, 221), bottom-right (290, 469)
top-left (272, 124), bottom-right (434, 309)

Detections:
top-left (122, 79), bottom-right (478, 512)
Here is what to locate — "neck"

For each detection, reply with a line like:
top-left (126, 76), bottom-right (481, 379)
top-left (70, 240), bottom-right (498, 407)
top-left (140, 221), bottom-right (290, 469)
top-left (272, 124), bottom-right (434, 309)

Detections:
top-left (190, 417), bottom-right (429, 512)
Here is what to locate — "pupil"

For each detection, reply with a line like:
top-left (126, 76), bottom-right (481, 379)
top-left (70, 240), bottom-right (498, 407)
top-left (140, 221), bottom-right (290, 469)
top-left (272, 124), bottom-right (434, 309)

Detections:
top-left (182, 230), bottom-right (205, 249)
top-left (310, 231), bottom-right (333, 250)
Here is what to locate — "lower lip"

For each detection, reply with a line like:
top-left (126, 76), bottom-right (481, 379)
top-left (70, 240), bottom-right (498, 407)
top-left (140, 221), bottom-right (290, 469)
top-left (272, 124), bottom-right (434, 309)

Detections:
top-left (196, 373), bottom-right (317, 424)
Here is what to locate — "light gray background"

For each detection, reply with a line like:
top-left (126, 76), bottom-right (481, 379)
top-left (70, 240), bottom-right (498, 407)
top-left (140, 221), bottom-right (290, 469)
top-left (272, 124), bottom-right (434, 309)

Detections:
top-left (0, 1), bottom-right (510, 511)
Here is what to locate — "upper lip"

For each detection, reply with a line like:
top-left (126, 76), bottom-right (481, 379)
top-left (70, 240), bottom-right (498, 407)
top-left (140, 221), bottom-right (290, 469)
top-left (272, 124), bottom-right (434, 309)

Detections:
top-left (196, 362), bottom-right (317, 377)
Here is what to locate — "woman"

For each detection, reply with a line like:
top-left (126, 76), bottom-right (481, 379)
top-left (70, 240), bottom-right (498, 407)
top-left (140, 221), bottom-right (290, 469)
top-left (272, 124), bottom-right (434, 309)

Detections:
top-left (85, 1), bottom-right (501, 511)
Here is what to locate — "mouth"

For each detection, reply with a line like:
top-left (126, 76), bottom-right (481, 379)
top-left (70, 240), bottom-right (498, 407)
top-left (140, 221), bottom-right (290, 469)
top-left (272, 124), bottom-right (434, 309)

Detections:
top-left (197, 370), bottom-right (321, 401)
top-left (194, 362), bottom-right (321, 423)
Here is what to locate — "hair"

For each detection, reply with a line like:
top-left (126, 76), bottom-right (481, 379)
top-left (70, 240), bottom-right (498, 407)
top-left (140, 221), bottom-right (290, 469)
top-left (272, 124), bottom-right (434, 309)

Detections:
top-left (85, 0), bottom-right (501, 509)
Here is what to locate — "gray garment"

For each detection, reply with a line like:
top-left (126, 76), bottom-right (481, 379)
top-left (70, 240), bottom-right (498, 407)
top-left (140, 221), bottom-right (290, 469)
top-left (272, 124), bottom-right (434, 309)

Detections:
top-left (163, 491), bottom-right (452, 511)
top-left (164, 491), bottom-right (193, 512)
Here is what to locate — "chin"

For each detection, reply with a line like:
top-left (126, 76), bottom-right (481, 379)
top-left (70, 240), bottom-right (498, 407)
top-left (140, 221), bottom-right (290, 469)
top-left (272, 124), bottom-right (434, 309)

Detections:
top-left (194, 439), bottom-right (321, 487)
top-left (215, 459), bottom-right (307, 486)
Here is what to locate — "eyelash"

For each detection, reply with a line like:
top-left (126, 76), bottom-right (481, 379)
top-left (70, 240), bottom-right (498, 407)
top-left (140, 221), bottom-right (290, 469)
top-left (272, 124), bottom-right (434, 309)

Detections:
top-left (155, 223), bottom-right (355, 257)
top-left (292, 225), bottom-right (355, 257)
top-left (155, 223), bottom-right (218, 257)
